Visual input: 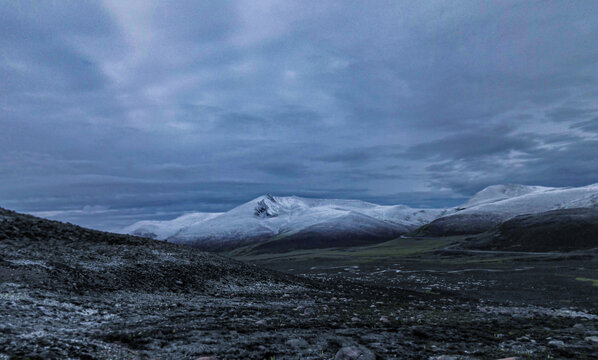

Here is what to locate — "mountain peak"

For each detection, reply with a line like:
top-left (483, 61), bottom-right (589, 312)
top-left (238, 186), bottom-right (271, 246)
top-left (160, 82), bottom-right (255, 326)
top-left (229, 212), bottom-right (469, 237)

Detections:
top-left (254, 194), bottom-right (279, 218)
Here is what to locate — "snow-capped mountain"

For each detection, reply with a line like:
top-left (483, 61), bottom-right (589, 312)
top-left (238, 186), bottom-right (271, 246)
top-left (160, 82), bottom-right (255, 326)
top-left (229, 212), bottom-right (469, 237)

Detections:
top-left (124, 183), bottom-right (598, 249)
top-left (124, 194), bottom-right (447, 250)
top-left (416, 183), bottom-right (598, 236)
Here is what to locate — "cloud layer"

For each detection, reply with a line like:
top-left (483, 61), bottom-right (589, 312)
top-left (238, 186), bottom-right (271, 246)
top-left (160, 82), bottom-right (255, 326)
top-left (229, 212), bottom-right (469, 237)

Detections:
top-left (1, 0), bottom-right (598, 230)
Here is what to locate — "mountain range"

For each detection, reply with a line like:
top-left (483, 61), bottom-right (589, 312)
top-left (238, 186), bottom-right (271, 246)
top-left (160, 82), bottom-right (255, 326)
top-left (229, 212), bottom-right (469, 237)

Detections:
top-left (123, 194), bottom-right (447, 251)
top-left (123, 183), bottom-right (598, 251)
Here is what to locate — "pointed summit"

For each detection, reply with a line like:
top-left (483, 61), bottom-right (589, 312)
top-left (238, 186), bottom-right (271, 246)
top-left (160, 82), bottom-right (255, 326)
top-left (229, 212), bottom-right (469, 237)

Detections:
top-left (254, 194), bottom-right (279, 218)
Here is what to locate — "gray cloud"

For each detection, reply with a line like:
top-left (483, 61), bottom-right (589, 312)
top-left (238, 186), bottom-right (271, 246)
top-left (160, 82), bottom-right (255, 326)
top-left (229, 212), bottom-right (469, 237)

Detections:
top-left (1, 0), bottom-right (598, 229)
top-left (570, 117), bottom-right (598, 133)
top-left (547, 107), bottom-right (597, 122)
top-left (404, 126), bottom-right (538, 161)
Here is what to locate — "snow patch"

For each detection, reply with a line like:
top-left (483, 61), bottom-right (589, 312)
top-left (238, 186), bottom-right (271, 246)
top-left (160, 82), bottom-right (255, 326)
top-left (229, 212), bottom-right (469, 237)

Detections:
top-left (6, 259), bottom-right (52, 269)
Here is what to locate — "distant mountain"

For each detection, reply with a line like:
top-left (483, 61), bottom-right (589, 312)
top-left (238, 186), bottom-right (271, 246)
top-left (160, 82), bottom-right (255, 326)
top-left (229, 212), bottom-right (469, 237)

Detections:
top-left (124, 194), bottom-right (447, 251)
top-left (413, 183), bottom-right (598, 236)
top-left (124, 183), bottom-right (598, 250)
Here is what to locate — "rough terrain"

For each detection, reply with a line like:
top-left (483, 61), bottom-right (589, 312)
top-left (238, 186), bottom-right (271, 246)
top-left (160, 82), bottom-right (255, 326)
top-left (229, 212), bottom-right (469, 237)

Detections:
top-left (1, 207), bottom-right (598, 359)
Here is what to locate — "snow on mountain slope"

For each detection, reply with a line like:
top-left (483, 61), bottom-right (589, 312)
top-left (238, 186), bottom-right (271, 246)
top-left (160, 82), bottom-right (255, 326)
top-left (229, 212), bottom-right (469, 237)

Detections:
top-left (562, 192), bottom-right (598, 209)
top-left (461, 184), bottom-right (554, 208)
top-left (123, 212), bottom-right (222, 240)
top-left (416, 183), bottom-right (598, 236)
top-left (124, 194), bottom-right (445, 249)
top-left (459, 183), bottom-right (598, 216)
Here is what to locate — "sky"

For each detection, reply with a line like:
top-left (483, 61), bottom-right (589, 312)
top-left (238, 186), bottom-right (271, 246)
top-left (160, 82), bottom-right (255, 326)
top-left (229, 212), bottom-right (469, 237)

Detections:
top-left (1, 0), bottom-right (598, 231)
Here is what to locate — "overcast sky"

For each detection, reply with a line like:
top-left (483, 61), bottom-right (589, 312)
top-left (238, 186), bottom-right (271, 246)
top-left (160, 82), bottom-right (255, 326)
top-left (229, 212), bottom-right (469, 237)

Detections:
top-left (2, 0), bottom-right (598, 230)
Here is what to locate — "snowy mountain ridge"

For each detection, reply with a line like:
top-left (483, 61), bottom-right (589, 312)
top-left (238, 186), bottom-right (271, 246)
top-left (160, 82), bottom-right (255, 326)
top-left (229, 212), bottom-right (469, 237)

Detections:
top-left (456, 183), bottom-right (598, 216)
top-left (415, 183), bottom-right (598, 236)
top-left (123, 183), bottom-right (598, 249)
top-left (124, 194), bottom-right (446, 249)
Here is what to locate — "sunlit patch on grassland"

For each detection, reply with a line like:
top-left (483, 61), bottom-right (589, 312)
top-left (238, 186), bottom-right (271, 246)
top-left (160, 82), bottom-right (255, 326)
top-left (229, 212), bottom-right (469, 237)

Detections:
top-left (576, 277), bottom-right (598, 287)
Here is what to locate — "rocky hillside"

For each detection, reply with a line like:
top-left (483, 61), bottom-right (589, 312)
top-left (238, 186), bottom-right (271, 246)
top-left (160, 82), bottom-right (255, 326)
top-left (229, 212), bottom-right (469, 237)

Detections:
top-left (0, 207), bottom-right (292, 295)
top-left (0, 207), bottom-right (324, 359)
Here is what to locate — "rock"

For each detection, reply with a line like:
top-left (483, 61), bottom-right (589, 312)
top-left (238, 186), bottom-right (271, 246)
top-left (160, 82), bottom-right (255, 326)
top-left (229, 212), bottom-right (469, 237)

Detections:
top-left (351, 317), bottom-right (361, 322)
top-left (286, 338), bottom-right (309, 349)
top-left (302, 308), bottom-right (314, 316)
top-left (335, 346), bottom-right (375, 360)
top-left (255, 319), bottom-right (267, 326)
top-left (548, 340), bottom-right (565, 348)
top-left (39, 350), bottom-right (58, 359)
top-left (585, 336), bottom-right (598, 343)
top-left (379, 315), bottom-right (389, 324)
top-left (412, 327), bottom-right (429, 338)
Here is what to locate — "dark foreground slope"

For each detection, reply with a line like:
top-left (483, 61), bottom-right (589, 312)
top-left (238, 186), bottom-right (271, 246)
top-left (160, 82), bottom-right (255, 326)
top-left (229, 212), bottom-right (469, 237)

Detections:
top-left (466, 208), bottom-right (598, 252)
top-left (2, 207), bottom-right (598, 359)
top-left (0, 207), bottom-right (292, 294)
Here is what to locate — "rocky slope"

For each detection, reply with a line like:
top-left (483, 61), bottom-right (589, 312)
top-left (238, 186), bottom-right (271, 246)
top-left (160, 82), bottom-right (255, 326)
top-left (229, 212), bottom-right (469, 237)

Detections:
top-left (0, 207), bottom-right (293, 295)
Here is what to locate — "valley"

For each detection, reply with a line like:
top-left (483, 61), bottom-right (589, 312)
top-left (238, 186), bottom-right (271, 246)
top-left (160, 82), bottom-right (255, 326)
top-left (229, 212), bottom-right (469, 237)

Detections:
top-left (240, 236), bottom-right (598, 310)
